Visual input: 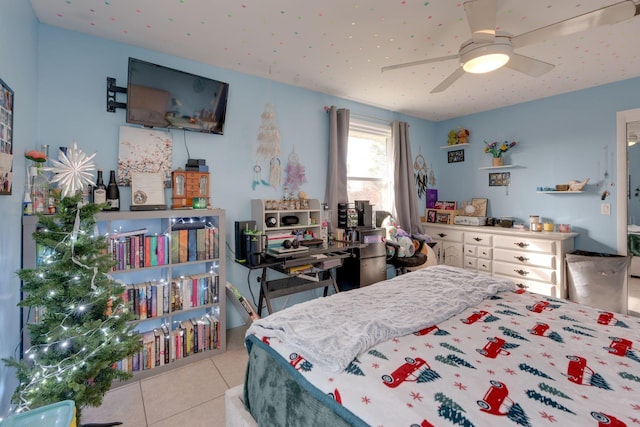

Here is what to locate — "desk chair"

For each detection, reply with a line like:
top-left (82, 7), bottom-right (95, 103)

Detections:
top-left (376, 211), bottom-right (434, 275)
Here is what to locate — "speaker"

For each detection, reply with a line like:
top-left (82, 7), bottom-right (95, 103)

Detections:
top-left (234, 220), bottom-right (255, 262)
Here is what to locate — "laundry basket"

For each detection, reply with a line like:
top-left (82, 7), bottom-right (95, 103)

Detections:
top-left (566, 250), bottom-right (630, 314)
top-left (0, 400), bottom-right (76, 427)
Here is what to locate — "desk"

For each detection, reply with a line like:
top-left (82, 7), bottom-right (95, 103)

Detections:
top-left (241, 242), bottom-right (360, 316)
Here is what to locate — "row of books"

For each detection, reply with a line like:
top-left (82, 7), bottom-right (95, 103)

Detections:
top-left (116, 314), bottom-right (221, 373)
top-left (108, 226), bottom-right (219, 271)
top-left (123, 273), bottom-right (219, 320)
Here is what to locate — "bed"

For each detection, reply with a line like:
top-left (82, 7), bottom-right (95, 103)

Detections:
top-left (239, 265), bottom-right (640, 427)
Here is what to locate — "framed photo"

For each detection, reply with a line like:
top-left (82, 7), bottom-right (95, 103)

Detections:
top-left (489, 172), bottom-right (510, 187)
top-left (426, 209), bottom-right (437, 223)
top-left (443, 201), bottom-right (457, 210)
top-left (0, 77), bottom-right (14, 195)
top-left (447, 149), bottom-right (464, 163)
top-left (471, 198), bottom-right (488, 216)
top-left (434, 201), bottom-right (444, 209)
top-left (435, 212), bottom-right (451, 224)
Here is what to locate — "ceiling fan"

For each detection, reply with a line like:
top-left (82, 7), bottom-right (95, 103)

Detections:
top-left (382, 0), bottom-right (640, 93)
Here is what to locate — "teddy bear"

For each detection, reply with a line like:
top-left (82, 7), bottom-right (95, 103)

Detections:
top-left (447, 129), bottom-right (458, 146)
top-left (457, 128), bottom-right (470, 145)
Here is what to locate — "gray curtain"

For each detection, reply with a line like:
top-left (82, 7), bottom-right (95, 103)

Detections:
top-left (392, 120), bottom-right (424, 235)
top-left (324, 106), bottom-right (350, 232)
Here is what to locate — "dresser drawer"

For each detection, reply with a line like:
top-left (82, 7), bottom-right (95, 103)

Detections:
top-left (493, 248), bottom-right (556, 269)
top-left (477, 259), bottom-right (492, 272)
top-left (427, 227), bottom-right (464, 242)
top-left (494, 235), bottom-right (556, 254)
top-left (478, 246), bottom-right (492, 259)
top-left (494, 274), bottom-right (558, 298)
top-left (465, 245), bottom-right (477, 257)
top-left (464, 256), bottom-right (477, 269)
top-left (464, 232), bottom-right (492, 247)
top-left (493, 261), bottom-right (557, 284)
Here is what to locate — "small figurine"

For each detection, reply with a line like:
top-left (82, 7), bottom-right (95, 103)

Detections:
top-left (457, 128), bottom-right (470, 145)
top-left (568, 178), bottom-right (589, 191)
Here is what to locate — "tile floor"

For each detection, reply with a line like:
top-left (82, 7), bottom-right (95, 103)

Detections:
top-left (82, 278), bottom-right (640, 427)
top-left (82, 325), bottom-right (249, 427)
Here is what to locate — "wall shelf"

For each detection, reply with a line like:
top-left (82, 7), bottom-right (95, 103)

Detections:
top-left (536, 191), bottom-right (583, 194)
top-left (440, 143), bottom-right (469, 150)
top-left (479, 164), bottom-right (522, 170)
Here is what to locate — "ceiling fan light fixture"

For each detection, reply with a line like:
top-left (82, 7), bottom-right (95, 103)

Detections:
top-left (460, 38), bottom-right (513, 74)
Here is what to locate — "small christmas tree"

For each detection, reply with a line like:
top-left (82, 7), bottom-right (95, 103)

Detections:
top-left (4, 195), bottom-right (141, 422)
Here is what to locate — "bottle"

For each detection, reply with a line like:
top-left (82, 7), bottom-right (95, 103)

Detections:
top-left (23, 185), bottom-right (33, 215)
top-left (93, 170), bottom-right (107, 207)
top-left (31, 166), bottom-right (49, 214)
top-left (106, 170), bottom-right (120, 211)
top-left (42, 144), bottom-right (57, 213)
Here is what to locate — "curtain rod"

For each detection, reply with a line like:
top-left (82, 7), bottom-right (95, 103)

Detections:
top-left (323, 105), bottom-right (392, 125)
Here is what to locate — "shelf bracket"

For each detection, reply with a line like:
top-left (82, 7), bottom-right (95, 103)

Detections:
top-left (106, 77), bottom-right (127, 113)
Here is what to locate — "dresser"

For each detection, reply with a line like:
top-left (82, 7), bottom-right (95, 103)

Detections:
top-left (423, 224), bottom-right (578, 298)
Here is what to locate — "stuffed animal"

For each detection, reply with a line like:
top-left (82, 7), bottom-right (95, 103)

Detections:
top-left (457, 128), bottom-right (470, 145)
top-left (447, 129), bottom-right (458, 146)
top-left (381, 215), bottom-right (415, 257)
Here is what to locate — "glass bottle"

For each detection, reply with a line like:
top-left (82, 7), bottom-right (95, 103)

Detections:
top-left (106, 170), bottom-right (120, 211)
top-left (31, 165), bottom-right (49, 214)
top-left (93, 170), bottom-right (107, 207)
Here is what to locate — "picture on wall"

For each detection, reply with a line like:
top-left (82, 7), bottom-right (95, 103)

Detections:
top-left (489, 172), bottom-right (511, 187)
top-left (447, 149), bottom-right (464, 163)
top-left (426, 209), bottom-right (437, 223)
top-left (0, 77), bottom-right (14, 195)
top-left (118, 126), bottom-right (173, 187)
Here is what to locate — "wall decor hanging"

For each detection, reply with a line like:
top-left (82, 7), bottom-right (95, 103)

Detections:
top-left (255, 103), bottom-right (282, 189)
top-left (284, 146), bottom-right (307, 191)
top-left (447, 149), bottom-right (465, 163)
top-left (0, 77), bottom-right (14, 195)
top-left (414, 149), bottom-right (428, 197)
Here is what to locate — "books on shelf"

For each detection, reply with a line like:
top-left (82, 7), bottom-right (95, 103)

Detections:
top-left (116, 313), bottom-right (220, 373)
top-left (170, 272), bottom-right (219, 312)
top-left (108, 225), bottom-right (219, 271)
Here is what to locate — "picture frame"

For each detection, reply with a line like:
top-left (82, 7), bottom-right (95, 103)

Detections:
top-left (426, 209), bottom-right (437, 223)
top-left (0, 77), bottom-right (14, 195)
top-left (471, 198), bottom-right (488, 217)
top-left (443, 201), bottom-right (457, 210)
top-left (434, 200), bottom-right (444, 209)
top-left (489, 172), bottom-right (510, 187)
top-left (447, 149), bottom-right (465, 163)
top-left (435, 212), bottom-right (451, 224)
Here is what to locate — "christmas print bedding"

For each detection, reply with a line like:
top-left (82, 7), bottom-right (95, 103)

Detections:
top-left (244, 266), bottom-right (640, 427)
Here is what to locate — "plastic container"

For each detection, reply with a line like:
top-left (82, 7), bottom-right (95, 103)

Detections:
top-left (566, 250), bottom-right (630, 314)
top-left (1, 400), bottom-right (76, 427)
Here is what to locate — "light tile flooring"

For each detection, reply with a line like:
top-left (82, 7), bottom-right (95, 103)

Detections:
top-left (82, 279), bottom-right (640, 427)
top-left (82, 325), bottom-right (249, 427)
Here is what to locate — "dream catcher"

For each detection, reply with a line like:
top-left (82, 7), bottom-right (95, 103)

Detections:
top-left (255, 103), bottom-right (282, 189)
top-left (252, 163), bottom-right (269, 190)
top-left (428, 163), bottom-right (437, 188)
top-left (414, 149), bottom-right (428, 197)
top-left (284, 147), bottom-right (307, 191)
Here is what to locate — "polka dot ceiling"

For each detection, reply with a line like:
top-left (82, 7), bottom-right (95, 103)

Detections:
top-left (31, 0), bottom-right (640, 121)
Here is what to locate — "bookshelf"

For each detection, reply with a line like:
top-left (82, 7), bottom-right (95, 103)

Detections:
top-left (21, 208), bottom-right (226, 384)
top-left (251, 198), bottom-right (323, 235)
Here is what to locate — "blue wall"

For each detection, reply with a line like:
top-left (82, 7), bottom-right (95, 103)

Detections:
top-left (2, 2), bottom-right (640, 417)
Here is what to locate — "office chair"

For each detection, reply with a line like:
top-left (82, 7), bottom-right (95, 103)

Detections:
top-left (376, 211), bottom-right (434, 275)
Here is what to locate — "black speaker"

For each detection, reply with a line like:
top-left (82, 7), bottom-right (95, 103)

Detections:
top-left (235, 220), bottom-right (255, 262)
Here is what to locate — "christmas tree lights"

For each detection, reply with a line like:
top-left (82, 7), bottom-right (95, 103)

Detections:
top-left (3, 195), bottom-right (141, 422)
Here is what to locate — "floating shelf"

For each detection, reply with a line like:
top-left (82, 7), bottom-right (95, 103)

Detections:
top-left (440, 143), bottom-right (469, 150)
top-left (536, 191), bottom-right (583, 194)
top-left (479, 164), bottom-right (522, 170)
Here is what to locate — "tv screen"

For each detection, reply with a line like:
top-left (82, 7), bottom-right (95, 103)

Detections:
top-left (127, 58), bottom-right (229, 134)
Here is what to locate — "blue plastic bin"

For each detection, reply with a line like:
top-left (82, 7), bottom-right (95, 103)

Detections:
top-left (1, 400), bottom-right (76, 427)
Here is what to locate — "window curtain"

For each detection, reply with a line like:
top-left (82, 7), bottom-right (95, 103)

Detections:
top-left (324, 106), bottom-right (350, 232)
top-left (392, 120), bottom-right (424, 235)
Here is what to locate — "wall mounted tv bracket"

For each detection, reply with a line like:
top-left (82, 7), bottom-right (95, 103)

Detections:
top-left (106, 77), bottom-right (127, 113)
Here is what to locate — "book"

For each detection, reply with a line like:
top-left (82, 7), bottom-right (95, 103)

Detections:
top-left (157, 234), bottom-right (166, 265)
top-left (225, 282), bottom-right (259, 321)
top-left (178, 229), bottom-right (188, 263)
top-left (170, 230), bottom-right (180, 263)
top-left (196, 228), bottom-right (206, 260)
top-left (149, 235), bottom-right (158, 266)
top-left (111, 228), bottom-right (149, 239)
top-left (188, 229), bottom-right (198, 261)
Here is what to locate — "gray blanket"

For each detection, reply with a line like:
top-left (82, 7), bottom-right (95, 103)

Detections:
top-left (246, 265), bottom-right (516, 372)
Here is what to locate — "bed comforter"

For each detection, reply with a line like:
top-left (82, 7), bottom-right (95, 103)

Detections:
top-left (244, 266), bottom-right (640, 427)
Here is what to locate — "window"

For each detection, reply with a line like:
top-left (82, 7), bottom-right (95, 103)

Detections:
top-left (346, 119), bottom-right (392, 212)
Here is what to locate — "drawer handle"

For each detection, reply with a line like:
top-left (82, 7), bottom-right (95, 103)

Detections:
top-left (517, 283), bottom-right (528, 289)
top-left (438, 233), bottom-right (446, 238)
top-left (473, 237), bottom-right (482, 242)
top-left (514, 269), bottom-right (529, 276)
top-left (515, 256), bottom-right (529, 262)
top-left (515, 242), bottom-right (529, 248)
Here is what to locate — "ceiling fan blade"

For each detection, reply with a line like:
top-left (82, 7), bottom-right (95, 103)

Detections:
top-left (381, 54), bottom-right (459, 73)
top-left (505, 54), bottom-right (555, 77)
top-left (431, 67), bottom-right (466, 93)
top-left (464, 0), bottom-right (497, 43)
top-left (513, 1), bottom-right (639, 49)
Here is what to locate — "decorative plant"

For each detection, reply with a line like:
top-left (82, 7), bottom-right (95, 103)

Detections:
top-left (484, 140), bottom-right (517, 158)
top-left (25, 149), bottom-right (47, 164)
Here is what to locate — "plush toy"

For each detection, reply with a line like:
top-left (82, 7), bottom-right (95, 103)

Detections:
top-left (447, 129), bottom-right (458, 145)
top-left (381, 215), bottom-right (416, 258)
top-left (458, 128), bottom-right (470, 145)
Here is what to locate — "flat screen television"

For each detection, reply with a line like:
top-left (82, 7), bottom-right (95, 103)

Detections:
top-left (127, 57), bottom-right (229, 135)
